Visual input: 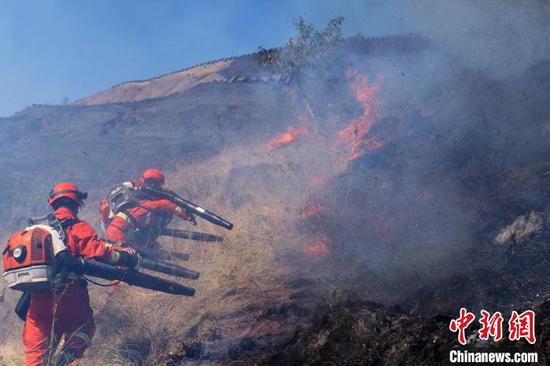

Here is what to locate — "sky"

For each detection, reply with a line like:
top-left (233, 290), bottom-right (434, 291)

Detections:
top-left (0, 0), bottom-right (415, 117)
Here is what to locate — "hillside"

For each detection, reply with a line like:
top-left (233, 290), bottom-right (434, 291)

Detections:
top-left (1, 32), bottom-right (550, 365)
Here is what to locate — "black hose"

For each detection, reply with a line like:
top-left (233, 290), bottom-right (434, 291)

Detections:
top-left (77, 259), bottom-right (196, 296)
top-left (140, 186), bottom-right (234, 230)
top-left (141, 258), bottom-right (200, 280)
top-left (161, 228), bottom-right (224, 242)
top-left (80, 259), bottom-right (126, 281)
top-left (125, 271), bottom-right (195, 296)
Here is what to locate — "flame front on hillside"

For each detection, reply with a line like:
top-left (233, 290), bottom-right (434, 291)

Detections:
top-left (264, 70), bottom-right (382, 164)
top-left (309, 176), bottom-right (328, 186)
top-left (300, 201), bottom-right (326, 220)
top-left (304, 234), bottom-right (330, 257)
top-left (336, 70), bottom-right (383, 161)
top-left (266, 116), bottom-right (310, 151)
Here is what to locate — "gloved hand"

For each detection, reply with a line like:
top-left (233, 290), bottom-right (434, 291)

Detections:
top-left (119, 246), bottom-right (137, 256)
top-left (185, 213), bottom-right (197, 226)
top-left (116, 247), bottom-right (140, 268)
top-left (176, 207), bottom-right (197, 225)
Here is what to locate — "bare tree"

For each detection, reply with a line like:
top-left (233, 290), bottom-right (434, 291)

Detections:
top-left (257, 16), bottom-right (345, 81)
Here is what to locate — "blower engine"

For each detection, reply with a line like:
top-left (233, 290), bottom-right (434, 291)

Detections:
top-left (2, 224), bottom-right (66, 291)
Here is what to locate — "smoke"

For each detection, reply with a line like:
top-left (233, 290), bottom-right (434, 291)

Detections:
top-left (1, 2), bottom-right (549, 361)
top-left (402, 0), bottom-right (550, 78)
top-left (246, 0), bottom-right (550, 309)
top-left (316, 0), bottom-right (550, 78)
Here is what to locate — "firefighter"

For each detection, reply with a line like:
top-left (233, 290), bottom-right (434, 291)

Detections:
top-left (104, 168), bottom-right (196, 249)
top-left (23, 182), bottom-right (138, 366)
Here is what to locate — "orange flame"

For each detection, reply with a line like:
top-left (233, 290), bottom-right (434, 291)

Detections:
top-left (309, 176), bottom-right (328, 186)
top-left (304, 235), bottom-right (330, 257)
top-left (300, 201), bottom-right (326, 220)
top-left (266, 116), bottom-right (309, 151)
top-left (336, 70), bottom-right (383, 161)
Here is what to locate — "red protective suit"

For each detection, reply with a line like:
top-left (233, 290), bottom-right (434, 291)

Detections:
top-left (105, 197), bottom-right (193, 248)
top-left (23, 207), bottom-right (124, 366)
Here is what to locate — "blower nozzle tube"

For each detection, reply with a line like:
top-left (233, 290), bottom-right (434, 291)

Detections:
top-left (74, 258), bottom-right (195, 296)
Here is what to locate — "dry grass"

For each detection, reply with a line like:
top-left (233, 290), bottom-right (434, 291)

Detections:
top-left (494, 211), bottom-right (544, 246)
top-left (77, 59), bottom-right (233, 106)
top-left (0, 81), bottom-right (359, 364)
top-left (79, 136), bottom-right (328, 364)
top-left (82, 88), bottom-right (368, 362)
top-left (1, 88), bottom-right (335, 365)
top-left (0, 340), bottom-right (24, 366)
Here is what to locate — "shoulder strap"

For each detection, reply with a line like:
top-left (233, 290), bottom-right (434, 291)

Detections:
top-left (60, 218), bottom-right (80, 229)
top-left (47, 214), bottom-right (79, 242)
top-left (120, 208), bottom-right (143, 231)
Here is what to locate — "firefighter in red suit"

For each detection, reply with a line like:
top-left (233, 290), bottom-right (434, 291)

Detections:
top-left (104, 169), bottom-right (196, 249)
top-left (23, 182), bottom-right (138, 366)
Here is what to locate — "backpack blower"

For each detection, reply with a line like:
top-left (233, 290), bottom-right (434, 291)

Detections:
top-left (105, 183), bottom-right (230, 243)
top-left (2, 214), bottom-right (198, 320)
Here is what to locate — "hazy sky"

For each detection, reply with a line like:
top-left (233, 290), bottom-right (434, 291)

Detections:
top-left (0, 0), bottom-right (415, 116)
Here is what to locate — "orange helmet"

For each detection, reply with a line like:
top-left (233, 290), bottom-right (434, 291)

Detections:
top-left (48, 182), bottom-right (88, 207)
top-left (141, 168), bottom-right (165, 186)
